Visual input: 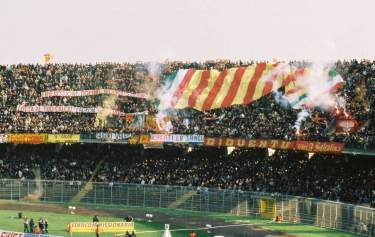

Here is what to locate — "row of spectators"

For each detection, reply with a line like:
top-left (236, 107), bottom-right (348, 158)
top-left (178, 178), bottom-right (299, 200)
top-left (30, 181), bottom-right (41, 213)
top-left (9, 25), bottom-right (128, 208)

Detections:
top-left (0, 60), bottom-right (374, 148)
top-left (0, 144), bottom-right (373, 207)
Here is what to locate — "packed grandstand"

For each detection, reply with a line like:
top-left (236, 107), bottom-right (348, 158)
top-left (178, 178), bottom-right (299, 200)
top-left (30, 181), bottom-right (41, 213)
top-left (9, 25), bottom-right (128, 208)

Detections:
top-left (0, 60), bottom-right (374, 208)
top-left (0, 60), bottom-right (373, 144)
top-left (0, 144), bottom-right (374, 207)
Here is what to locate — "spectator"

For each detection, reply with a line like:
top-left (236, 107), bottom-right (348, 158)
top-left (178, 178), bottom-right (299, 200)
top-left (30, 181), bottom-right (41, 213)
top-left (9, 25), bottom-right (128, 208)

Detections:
top-left (189, 231), bottom-right (197, 237)
top-left (96, 223), bottom-right (100, 237)
top-left (45, 218), bottom-right (49, 233)
top-left (29, 218), bottom-right (35, 233)
top-left (23, 217), bottom-right (30, 233)
top-left (0, 60), bottom-right (373, 149)
top-left (38, 217), bottom-right (45, 234)
top-left (0, 144), bottom-right (373, 206)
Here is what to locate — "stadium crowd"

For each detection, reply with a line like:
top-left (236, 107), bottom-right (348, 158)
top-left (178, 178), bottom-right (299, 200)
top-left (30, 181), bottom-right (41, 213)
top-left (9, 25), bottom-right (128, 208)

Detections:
top-left (0, 144), bottom-right (374, 207)
top-left (0, 60), bottom-right (374, 148)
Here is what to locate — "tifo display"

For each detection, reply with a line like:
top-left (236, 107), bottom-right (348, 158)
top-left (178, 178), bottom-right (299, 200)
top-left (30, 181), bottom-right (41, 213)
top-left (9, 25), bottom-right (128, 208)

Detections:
top-left (0, 61), bottom-right (373, 151)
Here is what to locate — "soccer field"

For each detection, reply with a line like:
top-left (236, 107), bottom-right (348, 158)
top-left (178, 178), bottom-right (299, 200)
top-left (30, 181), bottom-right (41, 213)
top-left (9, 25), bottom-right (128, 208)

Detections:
top-left (0, 201), bottom-right (363, 237)
top-left (0, 209), bottom-right (211, 237)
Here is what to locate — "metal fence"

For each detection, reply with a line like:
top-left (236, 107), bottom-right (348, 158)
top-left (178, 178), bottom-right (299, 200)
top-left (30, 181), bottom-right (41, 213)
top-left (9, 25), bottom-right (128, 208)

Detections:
top-left (0, 179), bottom-right (374, 236)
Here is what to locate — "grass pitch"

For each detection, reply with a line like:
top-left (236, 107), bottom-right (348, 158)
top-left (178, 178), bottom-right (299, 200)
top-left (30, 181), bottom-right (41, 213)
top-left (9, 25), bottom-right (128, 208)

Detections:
top-left (0, 201), bottom-right (363, 237)
top-left (0, 209), bottom-right (210, 237)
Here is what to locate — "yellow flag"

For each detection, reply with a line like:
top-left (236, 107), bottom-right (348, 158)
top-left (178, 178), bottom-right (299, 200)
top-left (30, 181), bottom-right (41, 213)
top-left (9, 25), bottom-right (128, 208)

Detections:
top-left (43, 53), bottom-right (52, 63)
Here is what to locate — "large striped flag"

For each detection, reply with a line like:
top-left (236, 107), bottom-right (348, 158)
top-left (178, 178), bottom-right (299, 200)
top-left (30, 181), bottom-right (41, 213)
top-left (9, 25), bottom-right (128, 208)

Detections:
top-left (168, 62), bottom-right (292, 111)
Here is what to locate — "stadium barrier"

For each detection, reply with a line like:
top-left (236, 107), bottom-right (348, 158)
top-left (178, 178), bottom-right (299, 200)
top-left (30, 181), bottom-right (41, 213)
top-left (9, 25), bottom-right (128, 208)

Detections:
top-left (0, 179), bottom-right (374, 236)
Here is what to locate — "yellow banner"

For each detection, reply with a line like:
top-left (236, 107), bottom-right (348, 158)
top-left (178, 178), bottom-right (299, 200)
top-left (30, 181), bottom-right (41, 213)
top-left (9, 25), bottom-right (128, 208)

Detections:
top-left (260, 198), bottom-right (276, 219)
top-left (128, 135), bottom-right (139, 145)
top-left (47, 134), bottom-right (80, 143)
top-left (8, 133), bottom-right (46, 144)
top-left (68, 222), bottom-right (134, 233)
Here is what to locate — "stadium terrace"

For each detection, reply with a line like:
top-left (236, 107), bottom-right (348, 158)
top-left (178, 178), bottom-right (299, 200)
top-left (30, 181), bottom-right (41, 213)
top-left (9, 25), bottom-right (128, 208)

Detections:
top-left (0, 60), bottom-right (374, 237)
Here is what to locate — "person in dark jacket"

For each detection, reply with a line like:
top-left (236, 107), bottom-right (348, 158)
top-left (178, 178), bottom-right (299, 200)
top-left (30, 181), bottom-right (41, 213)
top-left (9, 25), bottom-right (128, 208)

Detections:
top-left (29, 218), bottom-right (35, 233)
top-left (38, 217), bottom-right (45, 233)
top-left (124, 215), bottom-right (133, 222)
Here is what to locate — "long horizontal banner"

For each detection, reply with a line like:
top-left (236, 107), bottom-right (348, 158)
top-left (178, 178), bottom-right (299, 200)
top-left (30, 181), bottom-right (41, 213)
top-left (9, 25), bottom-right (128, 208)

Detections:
top-left (47, 134), bottom-right (80, 143)
top-left (0, 230), bottom-right (62, 237)
top-left (0, 133), bottom-right (345, 154)
top-left (80, 133), bottom-right (138, 144)
top-left (150, 134), bottom-right (204, 143)
top-left (294, 140), bottom-right (344, 153)
top-left (41, 89), bottom-right (149, 99)
top-left (68, 222), bottom-right (134, 233)
top-left (204, 137), bottom-right (344, 154)
top-left (16, 105), bottom-right (126, 116)
top-left (8, 134), bottom-right (46, 144)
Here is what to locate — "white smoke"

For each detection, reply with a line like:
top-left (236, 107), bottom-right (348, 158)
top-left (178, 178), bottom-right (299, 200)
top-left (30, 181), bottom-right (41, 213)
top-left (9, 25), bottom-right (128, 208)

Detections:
top-left (146, 61), bottom-right (162, 82)
top-left (274, 62), bottom-right (346, 133)
top-left (291, 62), bottom-right (339, 110)
top-left (294, 110), bottom-right (310, 134)
top-left (154, 69), bottom-right (187, 132)
top-left (336, 96), bottom-right (346, 108)
top-left (273, 90), bottom-right (290, 109)
top-left (132, 62), bottom-right (162, 98)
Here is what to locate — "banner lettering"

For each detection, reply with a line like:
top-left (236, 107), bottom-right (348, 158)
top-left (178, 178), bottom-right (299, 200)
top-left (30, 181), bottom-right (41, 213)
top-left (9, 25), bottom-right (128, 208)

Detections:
top-left (68, 222), bottom-right (134, 233)
top-left (41, 89), bottom-right (149, 99)
top-left (151, 134), bottom-right (204, 144)
top-left (80, 133), bottom-right (137, 144)
top-left (95, 132), bottom-right (132, 142)
top-left (47, 134), bottom-right (80, 143)
top-left (295, 141), bottom-right (344, 153)
top-left (204, 137), bottom-right (343, 154)
top-left (16, 105), bottom-right (126, 116)
top-left (8, 134), bottom-right (46, 144)
top-left (17, 105), bottom-right (149, 117)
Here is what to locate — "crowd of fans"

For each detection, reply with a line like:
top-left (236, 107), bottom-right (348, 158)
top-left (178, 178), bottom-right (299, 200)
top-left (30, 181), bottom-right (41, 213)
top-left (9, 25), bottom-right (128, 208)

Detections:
top-left (0, 144), bottom-right (374, 207)
top-left (0, 60), bottom-right (374, 148)
top-left (0, 61), bottom-right (373, 208)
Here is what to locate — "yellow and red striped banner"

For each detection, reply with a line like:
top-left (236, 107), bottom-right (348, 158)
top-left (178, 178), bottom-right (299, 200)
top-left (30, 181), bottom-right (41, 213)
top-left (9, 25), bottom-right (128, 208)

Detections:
top-left (170, 63), bottom-right (292, 111)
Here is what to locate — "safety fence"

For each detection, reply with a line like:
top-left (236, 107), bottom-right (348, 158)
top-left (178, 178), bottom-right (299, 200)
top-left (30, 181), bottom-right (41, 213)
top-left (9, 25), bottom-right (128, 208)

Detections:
top-left (0, 179), bottom-right (374, 236)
